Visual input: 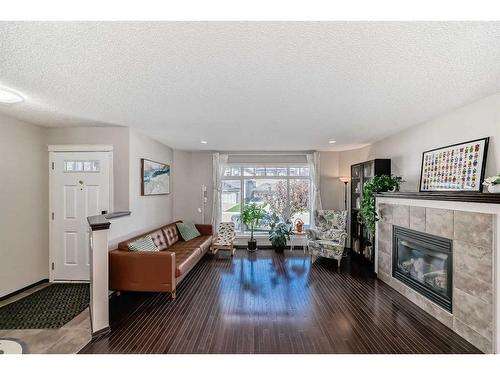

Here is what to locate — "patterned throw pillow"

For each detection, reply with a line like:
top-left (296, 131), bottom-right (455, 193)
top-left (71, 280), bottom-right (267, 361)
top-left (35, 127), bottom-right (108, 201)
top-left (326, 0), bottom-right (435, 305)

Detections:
top-left (128, 236), bottom-right (159, 252)
top-left (176, 222), bottom-right (201, 241)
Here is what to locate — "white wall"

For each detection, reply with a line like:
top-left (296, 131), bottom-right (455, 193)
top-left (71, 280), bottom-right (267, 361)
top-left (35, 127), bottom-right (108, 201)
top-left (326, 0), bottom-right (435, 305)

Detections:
top-left (0, 114), bottom-right (48, 297)
top-left (47, 126), bottom-right (130, 211)
top-left (339, 93), bottom-right (500, 191)
top-left (109, 128), bottom-right (174, 247)
top-left (172, 150), bottom-right (213, 224)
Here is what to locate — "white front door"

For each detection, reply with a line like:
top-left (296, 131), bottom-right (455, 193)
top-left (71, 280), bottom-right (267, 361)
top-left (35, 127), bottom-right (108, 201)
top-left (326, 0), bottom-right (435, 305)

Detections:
top-left (50, 151), bottom-right (112, 281)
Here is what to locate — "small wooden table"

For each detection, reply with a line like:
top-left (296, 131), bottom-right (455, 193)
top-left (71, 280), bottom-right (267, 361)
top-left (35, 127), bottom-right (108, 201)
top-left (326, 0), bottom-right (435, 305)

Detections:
top-left (290, 231), bottom-right (308, 253)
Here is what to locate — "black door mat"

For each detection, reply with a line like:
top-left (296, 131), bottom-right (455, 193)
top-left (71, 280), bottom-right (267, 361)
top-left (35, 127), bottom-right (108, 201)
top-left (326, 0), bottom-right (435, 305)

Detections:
top-left (0, 283), bottom-right (89, 329)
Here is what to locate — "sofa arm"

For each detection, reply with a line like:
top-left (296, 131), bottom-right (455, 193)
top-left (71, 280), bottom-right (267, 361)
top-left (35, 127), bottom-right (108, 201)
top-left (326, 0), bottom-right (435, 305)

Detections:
top-left (109, 250), bottom-right (176, 293)
top-left (195, 224), bottom-right (213, 235)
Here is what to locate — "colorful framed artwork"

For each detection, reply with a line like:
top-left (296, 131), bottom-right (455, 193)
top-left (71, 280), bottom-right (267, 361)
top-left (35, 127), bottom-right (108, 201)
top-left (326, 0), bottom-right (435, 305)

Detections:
top-left (141, 158), bottom-right (170, 196)
top-left (419, 137), bottom-right (489, 192)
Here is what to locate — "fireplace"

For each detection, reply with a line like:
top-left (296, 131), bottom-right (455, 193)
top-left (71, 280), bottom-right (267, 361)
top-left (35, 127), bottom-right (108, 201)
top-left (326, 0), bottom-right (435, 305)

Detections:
top-left (392, 226), bottom-right (453, 312)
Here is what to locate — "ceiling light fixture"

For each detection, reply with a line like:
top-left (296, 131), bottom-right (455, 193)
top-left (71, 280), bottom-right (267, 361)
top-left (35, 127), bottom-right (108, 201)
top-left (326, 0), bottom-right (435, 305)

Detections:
top-left (200, 140), bottom-right (208, 144)
top-left (328, 140), bottom-right (336, 144)
top-left (0, 87), bottom-right (24, 104)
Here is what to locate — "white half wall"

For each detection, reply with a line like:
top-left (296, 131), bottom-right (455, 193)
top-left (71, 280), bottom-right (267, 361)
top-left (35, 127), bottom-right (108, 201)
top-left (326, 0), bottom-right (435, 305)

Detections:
top-left (0, 114), bottom-right (48, 297)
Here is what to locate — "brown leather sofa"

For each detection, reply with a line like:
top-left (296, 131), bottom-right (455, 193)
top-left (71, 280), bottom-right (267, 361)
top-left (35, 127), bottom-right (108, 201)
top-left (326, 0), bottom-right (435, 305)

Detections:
top-left (109, 221), bottom-right (213, 299)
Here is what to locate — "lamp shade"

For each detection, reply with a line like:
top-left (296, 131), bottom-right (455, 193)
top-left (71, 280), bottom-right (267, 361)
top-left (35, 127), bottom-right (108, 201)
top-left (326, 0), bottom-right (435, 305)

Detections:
top-left (339, 176), bottom-right (350, 183)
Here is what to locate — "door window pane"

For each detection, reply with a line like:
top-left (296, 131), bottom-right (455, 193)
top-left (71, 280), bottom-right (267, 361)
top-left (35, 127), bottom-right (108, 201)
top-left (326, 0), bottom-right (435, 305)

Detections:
top-left (222, 180), bottom-right (241, 230)
top-left (290, 179), bottom-right (311, 226)
top-left (64, 160), bottom-right (100, 172)
top-left (231, 167), bottom-right (241, 176)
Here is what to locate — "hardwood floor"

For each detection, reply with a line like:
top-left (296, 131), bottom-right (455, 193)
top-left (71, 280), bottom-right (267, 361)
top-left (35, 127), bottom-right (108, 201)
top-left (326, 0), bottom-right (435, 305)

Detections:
top-left (80, 250), bottom-right (481, 354)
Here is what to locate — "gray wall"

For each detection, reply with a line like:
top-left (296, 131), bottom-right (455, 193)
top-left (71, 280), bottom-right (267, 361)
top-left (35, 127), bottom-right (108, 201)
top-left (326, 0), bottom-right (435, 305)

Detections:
top-left (0, 114), bottom-right (49, 297)
top-left (319, 151), bottom-right (344, 211)
top-left (172, 150), bottom-right (213, 224)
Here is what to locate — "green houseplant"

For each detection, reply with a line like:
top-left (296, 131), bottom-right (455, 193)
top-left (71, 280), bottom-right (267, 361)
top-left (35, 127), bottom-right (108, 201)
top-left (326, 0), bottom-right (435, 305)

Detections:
top-left (360, 175), bottom-right (403, 236)
top-left (268, 213), bottom-right (293, 253)
top-left (241, 202), bottom-right (267, 251)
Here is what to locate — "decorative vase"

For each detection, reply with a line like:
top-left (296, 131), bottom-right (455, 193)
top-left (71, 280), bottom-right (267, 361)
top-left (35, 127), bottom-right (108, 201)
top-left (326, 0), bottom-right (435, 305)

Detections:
top-left (488, 184), bottom-right (500, 194)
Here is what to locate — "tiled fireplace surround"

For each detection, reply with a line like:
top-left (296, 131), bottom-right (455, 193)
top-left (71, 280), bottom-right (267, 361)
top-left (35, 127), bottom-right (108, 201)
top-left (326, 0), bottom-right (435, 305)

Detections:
top-left (375, 197), bottom-right (499, 353)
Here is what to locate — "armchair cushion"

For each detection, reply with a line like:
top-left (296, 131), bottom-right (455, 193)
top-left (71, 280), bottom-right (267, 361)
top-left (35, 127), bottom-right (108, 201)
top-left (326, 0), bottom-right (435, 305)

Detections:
top-left (306, 228), bottom-right (321, 241)
top-left (213, 222), bottom-right (236, 246)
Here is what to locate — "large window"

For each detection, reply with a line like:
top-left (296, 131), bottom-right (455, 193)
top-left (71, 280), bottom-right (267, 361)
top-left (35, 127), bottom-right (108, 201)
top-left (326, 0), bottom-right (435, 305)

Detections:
top-left (221, 166), bottom-right (311, 234)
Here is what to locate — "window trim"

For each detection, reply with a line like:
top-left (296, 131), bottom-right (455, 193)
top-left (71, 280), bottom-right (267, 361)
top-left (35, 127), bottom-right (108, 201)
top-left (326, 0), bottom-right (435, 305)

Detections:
top-left (221, 165), bottom-right (312, 234)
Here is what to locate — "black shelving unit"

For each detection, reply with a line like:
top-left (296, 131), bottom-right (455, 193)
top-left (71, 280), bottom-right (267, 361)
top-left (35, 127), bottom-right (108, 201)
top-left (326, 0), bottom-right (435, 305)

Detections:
top-left (350, 159), bottom-right (391, 272)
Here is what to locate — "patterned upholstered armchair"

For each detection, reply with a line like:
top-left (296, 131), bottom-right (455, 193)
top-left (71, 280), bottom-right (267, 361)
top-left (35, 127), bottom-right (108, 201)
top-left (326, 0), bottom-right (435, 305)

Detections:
top-left (307, 210), bottom-right (348, 266)
top-left (210, 222), bottom-right (236, 256)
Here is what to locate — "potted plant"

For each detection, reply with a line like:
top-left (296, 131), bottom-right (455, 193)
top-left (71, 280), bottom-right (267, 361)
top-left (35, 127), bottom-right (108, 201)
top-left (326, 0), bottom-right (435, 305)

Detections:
top-left (483, 174), bottom-right (500, 193)
top-left (241, 202), bottom-right (267, 252)
top-left (359, 175), bottom-right (403, 235)
top-left (268, 213), bottom-right (293, 253)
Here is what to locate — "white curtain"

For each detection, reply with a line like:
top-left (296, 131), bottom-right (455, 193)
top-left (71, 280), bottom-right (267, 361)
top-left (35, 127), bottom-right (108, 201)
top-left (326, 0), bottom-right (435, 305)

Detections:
top-left (308, 151), bottom-right (322, 227)
top-left (211, 152), bottom-right (228, 229)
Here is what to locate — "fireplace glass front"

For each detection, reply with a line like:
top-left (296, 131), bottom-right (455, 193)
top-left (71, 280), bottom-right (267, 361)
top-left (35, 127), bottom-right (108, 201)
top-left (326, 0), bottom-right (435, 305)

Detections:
top-left (392, 226), bottom-right (452, 312)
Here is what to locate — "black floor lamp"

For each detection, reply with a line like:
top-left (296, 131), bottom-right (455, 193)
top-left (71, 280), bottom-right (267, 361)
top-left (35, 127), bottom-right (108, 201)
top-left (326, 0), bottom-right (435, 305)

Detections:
top-left (339, 177), bottom-right (350, 211)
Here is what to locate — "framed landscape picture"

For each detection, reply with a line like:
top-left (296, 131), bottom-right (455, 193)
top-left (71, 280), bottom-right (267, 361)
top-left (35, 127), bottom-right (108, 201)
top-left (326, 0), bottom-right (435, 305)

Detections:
top-left (141, 158), bottom-right (170, 196)
top-left (419, 137), bottom-right (489, 192)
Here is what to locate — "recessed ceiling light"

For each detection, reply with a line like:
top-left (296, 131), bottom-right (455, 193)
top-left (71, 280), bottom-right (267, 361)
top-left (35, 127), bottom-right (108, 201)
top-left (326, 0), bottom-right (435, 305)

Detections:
top-left (200, 140), bottom-right (208, 144)
top-left (328, 140), bottom-right (336, 144)
top-left (0, 87), bottom-right (24, 104)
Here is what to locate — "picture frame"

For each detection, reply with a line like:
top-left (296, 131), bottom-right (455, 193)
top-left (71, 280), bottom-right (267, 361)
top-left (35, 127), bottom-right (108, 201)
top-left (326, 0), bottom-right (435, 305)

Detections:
top-left (419, 137), bottom-right (489, 192)
top-left (141, 158), bottom-right (170, 196)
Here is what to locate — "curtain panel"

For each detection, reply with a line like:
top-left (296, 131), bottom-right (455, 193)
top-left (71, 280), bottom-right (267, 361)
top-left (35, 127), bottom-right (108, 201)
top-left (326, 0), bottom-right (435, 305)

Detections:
top-left (211, 152), bottom-right (228, 228)
top-left (308, 151), bottom-right (322, 227)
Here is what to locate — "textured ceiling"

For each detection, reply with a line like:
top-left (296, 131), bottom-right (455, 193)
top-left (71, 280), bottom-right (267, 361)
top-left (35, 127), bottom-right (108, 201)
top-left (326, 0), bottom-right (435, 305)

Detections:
top-left (0, 22), bottom-right (499, 151)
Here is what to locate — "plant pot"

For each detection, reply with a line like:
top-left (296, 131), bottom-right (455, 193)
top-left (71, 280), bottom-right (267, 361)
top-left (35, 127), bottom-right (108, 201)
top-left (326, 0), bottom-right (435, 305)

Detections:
top-left (488, 184), bottom-right (500, 194)
top-left (247, 240), bottom-right (257, 252)
top-left (273, 246), bottom-right (285, 254)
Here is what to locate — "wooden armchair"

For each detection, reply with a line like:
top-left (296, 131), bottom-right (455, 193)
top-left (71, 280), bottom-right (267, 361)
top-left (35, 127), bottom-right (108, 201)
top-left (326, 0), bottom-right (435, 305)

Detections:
top-left (210, 222), bottom-right (236, 256)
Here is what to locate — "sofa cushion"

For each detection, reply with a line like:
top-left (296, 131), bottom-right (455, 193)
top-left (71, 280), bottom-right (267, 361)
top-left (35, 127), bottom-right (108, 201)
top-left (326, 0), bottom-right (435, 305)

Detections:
top-left (162, 223), bottom-right (180, 247)
top-left (149, 230), bottom-right (169, 250)
top-left (176, 222), bottom-right (201, 241)
top-left (128, 236), bottom-right (158, 252)
top-left (186, 235), bottom-right (212, 253)
top-left (169, 245), bottom-right (201, 277)
top-left (118, 228), bottom-right (167, 251)
top-left (168, 235), bottom-right (212, 277)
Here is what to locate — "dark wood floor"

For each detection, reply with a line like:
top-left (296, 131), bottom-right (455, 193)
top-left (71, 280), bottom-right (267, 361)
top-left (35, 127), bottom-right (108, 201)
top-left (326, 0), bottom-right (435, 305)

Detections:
top-left (80, 250), bottom-right (481, 354)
